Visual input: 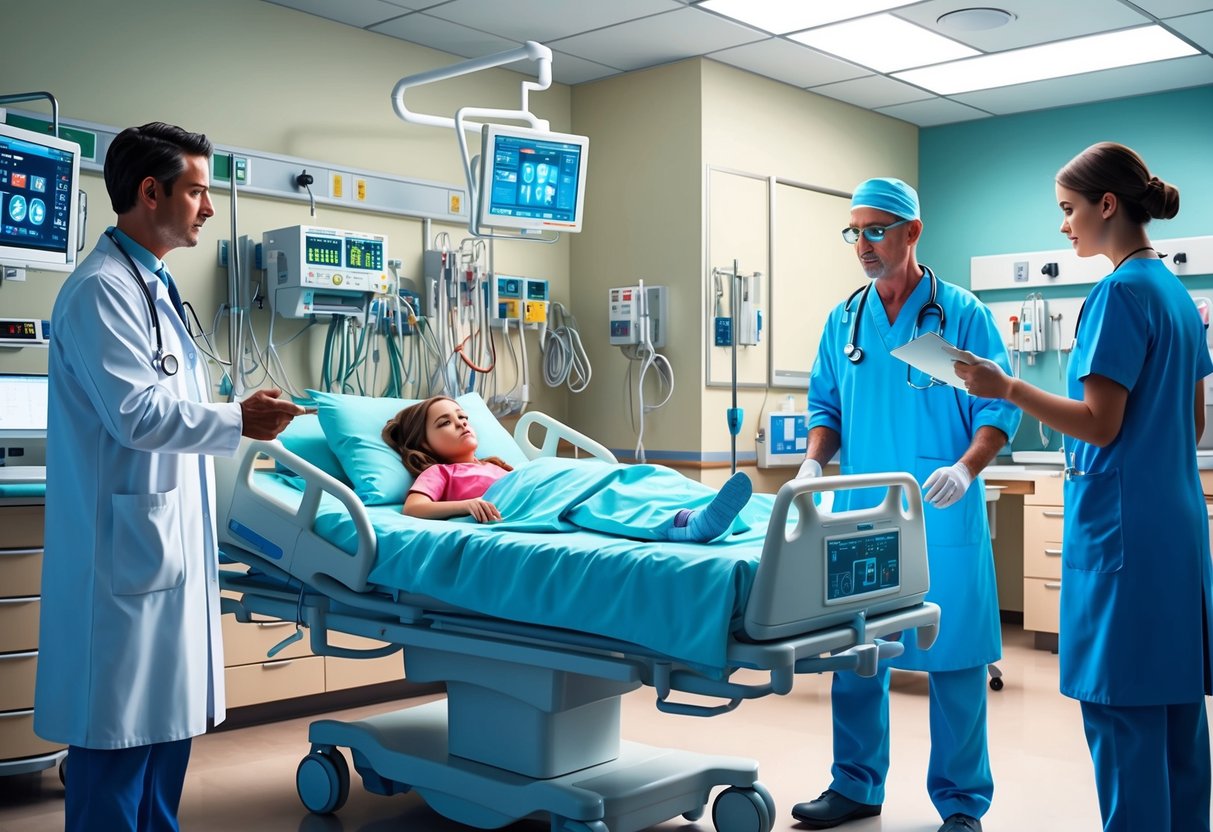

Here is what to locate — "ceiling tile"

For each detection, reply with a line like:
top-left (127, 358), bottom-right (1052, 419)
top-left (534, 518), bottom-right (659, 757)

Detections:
top-left (546, 51), bottom-right (625, 84)
top-left (807, 74), bottom-right (934, 109)
top-left (1130, 0), bottom-right (1213, 17)
top-left (424, 0), bottom-right (683, 44)
top-left (548, 7), bottom-right (765, 71)
top-left (706, 38), bottom-right (871, 87)
top-left (262, 0), bottom-right (414, 28)
top-left (893, 0), bottom-right (1150, 52)
top-left (370, 12), bottom-right (523, 57)
top-left (951, 54), bottom-right (1213, 114)
top-left (875, 98), bottom-right (992, 127)
top-left (1168, 9), bottom-right (1213, 50)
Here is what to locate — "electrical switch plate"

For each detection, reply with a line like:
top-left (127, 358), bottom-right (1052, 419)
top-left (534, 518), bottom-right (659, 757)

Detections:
top-left (1013, 261), bottom-right (1029, 283)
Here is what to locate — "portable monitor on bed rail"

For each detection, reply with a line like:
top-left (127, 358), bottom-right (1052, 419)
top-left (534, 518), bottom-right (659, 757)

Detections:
top-left (825, 528), bottom-right (900, 605)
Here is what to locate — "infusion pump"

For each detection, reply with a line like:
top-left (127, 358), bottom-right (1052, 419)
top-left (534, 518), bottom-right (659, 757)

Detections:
top-left (263, 225), bottom-right (392, 318)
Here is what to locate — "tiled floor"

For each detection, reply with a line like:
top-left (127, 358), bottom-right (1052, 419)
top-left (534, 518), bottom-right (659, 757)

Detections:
top-left (0, 626), bottom-right (1120, 831)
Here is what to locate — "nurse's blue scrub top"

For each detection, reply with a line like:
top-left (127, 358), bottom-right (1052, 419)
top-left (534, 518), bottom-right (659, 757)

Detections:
top-left (1061, 257), bottom-right (1213, 706)
top-left (809, 270), bottom-right (1020, 671)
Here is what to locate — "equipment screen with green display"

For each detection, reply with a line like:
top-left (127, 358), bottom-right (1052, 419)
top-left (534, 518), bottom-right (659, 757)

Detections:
top-left (305, 234), bottom-right (342, 267)
top-left (345, 237), bottom-right (383, 271)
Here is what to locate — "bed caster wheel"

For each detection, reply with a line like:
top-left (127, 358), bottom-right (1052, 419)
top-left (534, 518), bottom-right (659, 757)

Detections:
top-left (58, 755), bottom-right (67, 787)
top-left (297, 748), bottom-right (350, 815)
top-left (558, 821), bottom-right (609, 832)
top-left (989, 677), bottom-right (1004, 691)
top-left (683, 807), bottom-right (705, 821)
top-left (713, 786), bottom-right (773, 832)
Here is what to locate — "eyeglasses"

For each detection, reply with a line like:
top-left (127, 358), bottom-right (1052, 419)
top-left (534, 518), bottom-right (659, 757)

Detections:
top-left (841, 218), bottom-right (911, 244)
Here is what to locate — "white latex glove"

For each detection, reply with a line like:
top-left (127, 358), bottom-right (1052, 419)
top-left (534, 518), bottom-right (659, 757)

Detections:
top-left (923, 462), bottom-right (973, 509)
top-left (797, 458), bottom-right (823, 480)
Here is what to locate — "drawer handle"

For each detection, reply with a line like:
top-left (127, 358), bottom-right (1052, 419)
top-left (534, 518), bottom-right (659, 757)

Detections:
top-left (0, 709), bottom-right (34, 719)
top-left (1044, 548), bottom-right (1062, 557)
top-left (0, 650), bottom-right (37, 661)
top-left (0, 596), bottom-right (38, 605)
top-left (0, 548), bottom-right (42, 557)
top-left (1042, 511), bottom-right (1064, 518)
top-left (262, 661), bottom-right (293, 669)
top-left (1044, 582), bottom-right (1062, 590)
top-left (255, 621), bottom-right (295, 629)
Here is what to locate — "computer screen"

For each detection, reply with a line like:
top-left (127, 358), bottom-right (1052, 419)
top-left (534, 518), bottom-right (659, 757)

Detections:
top-left (825, 529), bottom-right (900, 604)
top-left (0, 121), bottom-right (81, 271)
top-left (478, 125), bottom-right (588, 234)
top-left (0, 373), bottom-right (49, 438)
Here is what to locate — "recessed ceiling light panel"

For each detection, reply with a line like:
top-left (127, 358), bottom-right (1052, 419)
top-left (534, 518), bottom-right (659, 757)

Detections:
top-left (698, 0), bottom-right (919, 35)
top-left (790, 13), bottom-right (980, 73)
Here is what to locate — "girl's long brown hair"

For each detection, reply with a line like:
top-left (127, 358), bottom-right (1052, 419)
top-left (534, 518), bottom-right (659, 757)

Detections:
top-left (382, 396), bottom-right (512, 478)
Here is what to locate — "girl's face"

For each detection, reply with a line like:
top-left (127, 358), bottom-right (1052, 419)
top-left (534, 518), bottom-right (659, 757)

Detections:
top-left (425, 399), bottom-right (479, 463)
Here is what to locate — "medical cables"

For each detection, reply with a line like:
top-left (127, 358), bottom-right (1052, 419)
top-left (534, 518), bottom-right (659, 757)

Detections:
top-left (622, 280), bottom-right (674, 463)
top-left (541, 302), bottom-right (591, 393)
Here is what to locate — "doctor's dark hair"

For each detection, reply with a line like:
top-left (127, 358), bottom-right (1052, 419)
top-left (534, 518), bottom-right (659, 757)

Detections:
top-left (104, 122), bottom-right (213, 214)
top-left (382, 397), bottom-right (511, 479)
top-left (1056, 142), bottom-right (1179, 224)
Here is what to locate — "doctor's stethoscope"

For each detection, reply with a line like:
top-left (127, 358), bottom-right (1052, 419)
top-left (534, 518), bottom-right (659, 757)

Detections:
top-left (842, 265), bottom-right (946, 388)
top-left (105, 230), bottom-right (179, 376)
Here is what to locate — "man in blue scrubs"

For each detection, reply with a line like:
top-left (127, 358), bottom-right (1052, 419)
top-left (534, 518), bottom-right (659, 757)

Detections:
top-left (793, 179), bottom-right (1019, 832)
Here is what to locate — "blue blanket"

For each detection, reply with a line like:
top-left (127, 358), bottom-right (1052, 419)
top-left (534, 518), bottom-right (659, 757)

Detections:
top-left (267, 463), bottom-right (788, 671)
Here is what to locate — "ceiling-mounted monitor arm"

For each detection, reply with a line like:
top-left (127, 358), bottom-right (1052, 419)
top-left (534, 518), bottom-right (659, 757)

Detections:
top-left (391, 42), bottom-right (560, 242)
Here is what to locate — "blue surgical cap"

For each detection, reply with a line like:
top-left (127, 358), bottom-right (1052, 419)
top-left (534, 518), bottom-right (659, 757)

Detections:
top-left (851, 177), bottom-right (920, 221)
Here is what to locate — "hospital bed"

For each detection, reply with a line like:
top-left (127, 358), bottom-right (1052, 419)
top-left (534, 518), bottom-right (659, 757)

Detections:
top-left (215, 407), bottom-right (940, 832)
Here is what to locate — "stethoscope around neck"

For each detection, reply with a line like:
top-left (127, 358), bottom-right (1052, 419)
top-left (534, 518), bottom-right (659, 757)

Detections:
top-left (842, 265), bottom-right (944, 364)
top-left (105, 231), bottom-right (179, 376)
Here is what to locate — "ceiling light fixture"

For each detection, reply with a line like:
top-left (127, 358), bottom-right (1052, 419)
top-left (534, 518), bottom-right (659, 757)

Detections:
top-left (894, 25), bottom-right (1199, 95)
top-left (936, 8), bottom-right (1016, 32)
top-left (697, 0), bottom-right (919, 36)
top-left (789, 14), bottom-right (980, 73)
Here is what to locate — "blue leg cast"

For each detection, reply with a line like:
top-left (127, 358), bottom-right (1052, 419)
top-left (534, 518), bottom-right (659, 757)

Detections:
top-left (667, 472), bottom-right (752, 542)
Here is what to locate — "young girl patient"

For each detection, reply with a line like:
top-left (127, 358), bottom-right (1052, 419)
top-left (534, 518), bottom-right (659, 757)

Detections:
top-left (382, 396), bottom-right (752, 543)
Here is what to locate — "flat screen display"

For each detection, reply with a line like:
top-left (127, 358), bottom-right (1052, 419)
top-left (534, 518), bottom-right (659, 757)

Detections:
top-left (304, 233), bottom-right (343, 268)
top-left (0, 373), bottom-right (49, 437)
top-left (478, 126), bottom-right (588, 234)
top-left (825, 529), bottom-right (900, 603)
top-left (0, 122), bottom-right (80, 270)
top-left (345, 236), bottom-right (383, 271)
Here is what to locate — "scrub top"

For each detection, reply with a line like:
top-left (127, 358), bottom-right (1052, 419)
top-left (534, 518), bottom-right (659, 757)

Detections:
top-left (1060, 258), bottom-right (1213, 706)
top-left (810, 269), bottom-right (1020, 671)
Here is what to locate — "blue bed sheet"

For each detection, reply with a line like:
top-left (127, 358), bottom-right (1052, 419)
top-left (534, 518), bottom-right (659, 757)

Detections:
top-left (261, 471), bottom-right (787, 671)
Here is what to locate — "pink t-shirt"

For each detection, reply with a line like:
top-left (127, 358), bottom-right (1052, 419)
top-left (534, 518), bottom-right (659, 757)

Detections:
top-left (409, 462), bottom-right (510, 503)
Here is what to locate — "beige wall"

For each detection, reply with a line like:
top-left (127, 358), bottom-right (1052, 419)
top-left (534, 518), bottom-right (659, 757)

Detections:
top-left (568, 60), bottom-right (704, 454)
top-left (0, 0), bottom-right (571, 418)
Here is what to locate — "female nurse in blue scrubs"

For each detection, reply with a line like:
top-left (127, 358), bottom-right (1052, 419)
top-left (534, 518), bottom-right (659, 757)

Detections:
top-left (955, 142), bottom-right (1213, 832)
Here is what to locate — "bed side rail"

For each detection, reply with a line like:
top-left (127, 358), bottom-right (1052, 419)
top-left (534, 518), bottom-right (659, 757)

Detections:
top-left (743, 472), bottom-right (930, 642)
top-left (216, 438), bottom-right (379, 592)
top-left (513, 411), bottom-right (617, 463)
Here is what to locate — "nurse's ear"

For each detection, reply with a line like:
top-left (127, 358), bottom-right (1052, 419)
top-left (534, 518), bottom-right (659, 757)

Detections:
top-left (1100, 192), bottom-right (1118, 220)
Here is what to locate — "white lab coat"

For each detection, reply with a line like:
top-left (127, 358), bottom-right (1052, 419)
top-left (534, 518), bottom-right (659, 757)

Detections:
top-left (34, 233), bottom-right (242, 749)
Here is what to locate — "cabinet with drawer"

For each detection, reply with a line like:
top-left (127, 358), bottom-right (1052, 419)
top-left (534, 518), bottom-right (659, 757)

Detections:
top-left (0, 501), bottom-right (67, 774)
top-left (1022, 473), bottom-right (1064, 637)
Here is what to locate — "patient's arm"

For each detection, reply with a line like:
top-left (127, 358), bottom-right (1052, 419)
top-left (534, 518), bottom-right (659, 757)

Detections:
top-left (403, 492), bottom-right (502, 523)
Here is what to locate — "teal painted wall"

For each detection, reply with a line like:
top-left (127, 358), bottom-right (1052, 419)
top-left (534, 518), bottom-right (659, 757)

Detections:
top-left (918, 85), bottom-right (1213, 451)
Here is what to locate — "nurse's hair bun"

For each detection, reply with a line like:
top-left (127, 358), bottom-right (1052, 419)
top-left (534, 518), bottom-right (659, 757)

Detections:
top-left (1057, 142), bottom-right (1179, 225)
top-left (1141, 176), bottom-right (1180, 221)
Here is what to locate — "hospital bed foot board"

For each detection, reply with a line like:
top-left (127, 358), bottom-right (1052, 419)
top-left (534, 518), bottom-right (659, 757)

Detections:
top-left (302, 701), bottom-right (775, 832)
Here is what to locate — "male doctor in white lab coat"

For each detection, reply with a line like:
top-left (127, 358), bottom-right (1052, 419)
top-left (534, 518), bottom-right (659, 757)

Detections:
top-left (34, 122), bottom-right (305, 832)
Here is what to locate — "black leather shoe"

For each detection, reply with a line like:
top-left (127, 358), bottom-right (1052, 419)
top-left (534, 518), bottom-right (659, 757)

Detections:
top-left (791, 789), bottom-right (881, 829)
top-left (938, 814), bottom-right (982, 832)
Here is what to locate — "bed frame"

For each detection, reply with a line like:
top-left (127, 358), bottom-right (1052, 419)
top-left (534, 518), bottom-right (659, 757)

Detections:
top-left (215, 410), bottom-right (939, 832)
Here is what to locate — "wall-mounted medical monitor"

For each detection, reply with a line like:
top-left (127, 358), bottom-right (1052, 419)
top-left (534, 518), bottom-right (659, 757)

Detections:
top-left (0, 373), bottom-right (49, 439)
top-left (0, 121), bottom-right (81, 272)
top-left (478, 125), bottom-right (588, 234)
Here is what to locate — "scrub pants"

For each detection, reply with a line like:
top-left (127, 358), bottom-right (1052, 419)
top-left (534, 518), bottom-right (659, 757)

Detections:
top-left (1080, 700), bottom-right (1210, 832)
top-left (828, 664), bottom-right (993, 821)
top-left (66, 738), bottom-right (192, 832)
